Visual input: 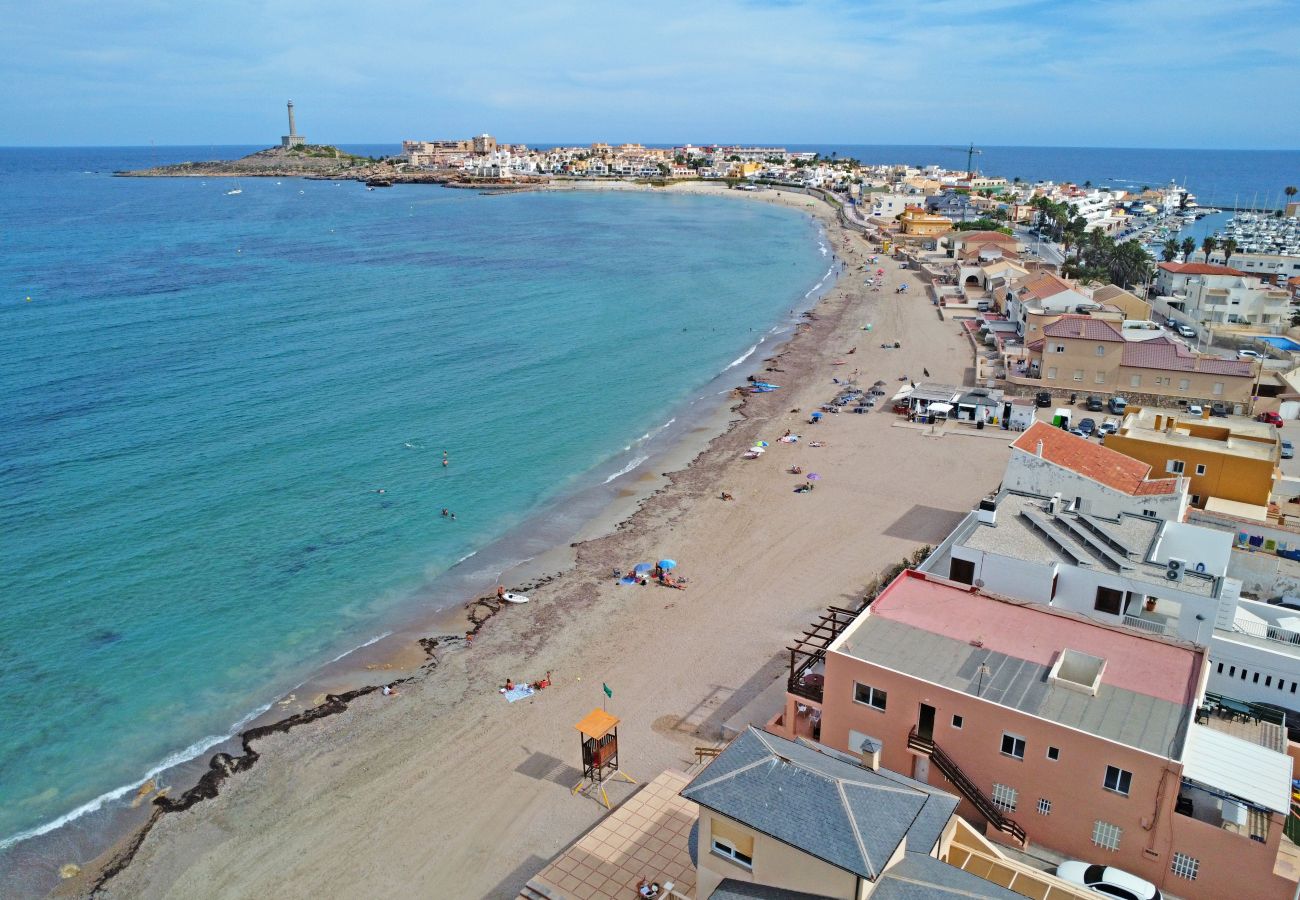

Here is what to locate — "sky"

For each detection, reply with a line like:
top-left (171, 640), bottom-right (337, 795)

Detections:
top-left (3, 0), bottom-right (1299, 149)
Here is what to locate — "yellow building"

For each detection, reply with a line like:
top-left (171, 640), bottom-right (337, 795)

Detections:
top-left (1105, 407), bottom-right (1279, 510)
top-left (899, 206), bottom-right (953, 236)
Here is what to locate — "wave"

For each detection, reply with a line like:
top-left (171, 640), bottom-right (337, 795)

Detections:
top-left (0, 702), bottom-right (273, 852)
top-left (326, 631), bottom-right (392, 665)
top-left (603, 454), bottom-right (649, 484)
top-left (456, 550), bottom-right (478, 564)
top-left (723, 342), bottom-right (761, 372)
top-left (818, 242), bottom-right (829, 256)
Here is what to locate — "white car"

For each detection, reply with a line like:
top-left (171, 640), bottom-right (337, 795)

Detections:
top-left (1187, 404), bottom-right (1204, 416)
top-left (1055, 861), bottom-right (1161, 900)
top-left (1238, 349), bottom-right (1264, 360)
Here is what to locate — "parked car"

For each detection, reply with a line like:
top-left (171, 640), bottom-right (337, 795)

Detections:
top-left (1084, 395), bottom-right (1104, 411)
top-left (1055, 861), bottom-right (1161, 900)
top-left (1177, 325), bottom-right (1196, 338)
top-left (1259, 411), bottom-right (1284, 426)
top-left (1078, 418), bottom-right (1096, 435)
top-left (1098, 418), bottom-right (1119, 436)
top-left (1210, 401), bottom-right (1229, 417)
top-left (1107, 396), bottom-right (1127, 415)
top-left (1283, 439), bottom-right (1294, 459)
top-left (1238, 349), bottom-right (1264, 360)
top-left (1070, 427), bottom-right (1088, 438)
top-left (1035, 390), bottom-right (1053, 408)
top-left (1187, 404), bottom-right (1204, 416)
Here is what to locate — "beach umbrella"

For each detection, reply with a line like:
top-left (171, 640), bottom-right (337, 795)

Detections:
top-left (807, 473), bottom-right (821, 480)
top-left (811, 411), bottom-right (823, 419)
top-left (658, 559), bottom-right (677, 569)
top-left (633, 563), bottom-right (654, 574)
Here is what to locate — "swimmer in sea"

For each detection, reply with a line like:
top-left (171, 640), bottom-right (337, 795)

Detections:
top-left (441, 508), bottom-right (449, 517)
top-left (442, 458), bottom-right (449, 467)
top-left (375, 489), bottom-right (386, 494)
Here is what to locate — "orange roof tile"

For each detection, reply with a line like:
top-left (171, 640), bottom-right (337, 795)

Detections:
top-left (1011, 422), bottom-right (1179, 496)
top-left (1157, 262), bottom-right (1248, 277)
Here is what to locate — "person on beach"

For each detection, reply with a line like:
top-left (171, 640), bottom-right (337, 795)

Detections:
top-left (382, 685), bottom-right (399, 697)
top-left (497, 585), bottom-right (505, 600)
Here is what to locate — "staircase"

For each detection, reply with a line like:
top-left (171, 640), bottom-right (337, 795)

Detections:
top-left (909, 727), bottom-right (1027, 845)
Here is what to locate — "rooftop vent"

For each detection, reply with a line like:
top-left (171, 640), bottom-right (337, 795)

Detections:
top-left (978, 498), bottom-right (998, 526)
top-left (1048, 648), bottom-right (1107, 696)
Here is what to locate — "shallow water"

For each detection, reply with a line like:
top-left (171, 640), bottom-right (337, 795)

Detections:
top-left (0, 148), bottom-right (828, 858)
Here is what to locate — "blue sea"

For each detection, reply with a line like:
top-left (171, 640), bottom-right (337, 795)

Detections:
top-left (0, 146), bottom-right (833, 889)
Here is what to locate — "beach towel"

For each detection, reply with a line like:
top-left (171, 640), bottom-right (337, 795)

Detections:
top-left (503, 684), bottom-right (535, 703)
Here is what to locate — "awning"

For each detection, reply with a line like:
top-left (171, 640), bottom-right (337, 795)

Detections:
top-left (1181, 724), bottom-right (1291, 813)
top-left (891, 386), bottom-right (915, 403)
top-left (1204, 496), bottom-right (1269, 523)
top-left (928, 403), bottom-right (954, 415)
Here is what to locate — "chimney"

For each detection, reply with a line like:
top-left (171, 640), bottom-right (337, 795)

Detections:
top-left (1035, 439), bottom-right (1044, 457)
top-left (978, 497), bottom-right (998, 525)
top-left (858, 735), bottom-right (882, 771)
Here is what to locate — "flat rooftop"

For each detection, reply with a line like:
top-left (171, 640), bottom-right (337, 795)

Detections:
top-left (1117, 408), bottom-right (1279, 463)
top-left (957, 493), bottom-right (1218, 598)
top-left (833, 571), bottom-right (1201, 756)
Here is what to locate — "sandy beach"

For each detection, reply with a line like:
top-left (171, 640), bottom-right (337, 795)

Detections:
top-left (72, 182), bottom-right (1018, 899)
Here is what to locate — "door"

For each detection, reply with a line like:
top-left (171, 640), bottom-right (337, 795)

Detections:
top-left (918, 704), bottom-right (936, 743)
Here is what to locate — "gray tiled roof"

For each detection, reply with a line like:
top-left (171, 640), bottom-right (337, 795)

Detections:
top-left (709, 880), bottom-right (835, 900)
top-left (681, 728), bottom-right (958, 881)
top-left (845, 617), bottom-right (1189, 756)
top-left (872, 853), bottom-right (1026, 899)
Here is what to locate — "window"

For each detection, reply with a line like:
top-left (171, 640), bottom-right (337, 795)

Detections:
top-left (1092, 820), bottom-right (1122, 851)
top-left (1045, 366), bottom-right (1058, 380)
top-left (1167, 460), bottom-right (1185, 474)
top-left (1195, 464), bottom-right (1206, 476)
top-left (1254, 672), bottom-right (1260, 683)
top-left (711, 836), bottom-right (753, 869)
top-left (1213, 382), bottom-right (1224, 396)
top-left (992, 783), bottom-right (1018, 812)
top-left (1053, 343), bottom-right (1066, 353)
top-left (1130, 374), bottom-right (1141, 388)
top-left (1104, 765), bottom-right (1132, 796)
top-left (1179, 378), bottom-right (1191, 391)
top-left (1266, 676), bottom-right (1272, 687)
top-left (1094, 586), bottom-right (1123, 616)
top-left (1095, 371), bottom-right (1106, 384)
top-left (854, 682), bottom-right (887, 711)
top-left (1190, 494), bottom-right (1201, 506)
top-left (952, 714), bottom-right (964, 729)
top-left (1230, 666), bottom-right (1236, 677)
top-left (1171, 852), bottom-right (1200, 881)
top-left (1095, 345), bottom-right (1106, 357)
top-left (1217, 662), bottom-right (1224, 674)
top-left (1073, 369), bottom-right (1084, 382)
top-left (1047, 746), bottom-right (1060, 761)
top-left (1001, 733), bottom-right (1026, 760)
top-left (1037, 797), bottom-right (1052, 816)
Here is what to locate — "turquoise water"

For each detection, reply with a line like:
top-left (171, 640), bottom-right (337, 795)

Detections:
top-left (0, 148), bottom-right (829, 863)
top-left (1259, 336), bottom-right (1300, 352)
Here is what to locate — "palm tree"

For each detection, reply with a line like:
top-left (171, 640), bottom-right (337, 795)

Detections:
top-left (1180, 236), bottom-right (1196, 261)
top-left (1222, 237), bottom-right (1238, 267)
top-left (1201, 235), bottom-right (1218, 263)
top-left (1286, 185), bottom-right (1297, 209)
top-left (1161, 238), bottom-right (1180, 262)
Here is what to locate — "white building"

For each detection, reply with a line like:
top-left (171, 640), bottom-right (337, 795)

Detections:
top-left (1154, 262), bottom-right (1291, 328)
top-left (920, 422), bottom-right (1300, 711)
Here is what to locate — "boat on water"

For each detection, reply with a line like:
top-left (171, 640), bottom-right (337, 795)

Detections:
top-left (226, 189), bottom-right (242, 195)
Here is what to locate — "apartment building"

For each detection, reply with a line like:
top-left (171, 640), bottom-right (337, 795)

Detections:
top-left (779, 569), bottom-right (1294, 899)
top-left (1155, 262), bottom-right (1291, 329)
top-left (1024, 315), bottom-right (1257, 407)
top-left (1205, 249), bottom-right (1300, 285)
top-left (1008, 273), bottom-right (1091, 339)
top-left (1105, 408), bottom-right (1278, 510)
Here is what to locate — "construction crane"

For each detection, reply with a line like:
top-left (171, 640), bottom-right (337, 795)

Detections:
top-left (942, 142), bottom-right (983, 178)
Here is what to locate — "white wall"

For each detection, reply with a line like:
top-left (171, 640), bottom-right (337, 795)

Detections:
top-left (1001, 453), bottom-right (1186, 521)
top-left (1152, 521), bottom-right (1233, 575)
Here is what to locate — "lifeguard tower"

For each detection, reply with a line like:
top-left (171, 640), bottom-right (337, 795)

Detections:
top-left (572, 708), bottom-right (635, 808)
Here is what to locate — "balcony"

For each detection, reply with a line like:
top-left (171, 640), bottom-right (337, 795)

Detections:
top-left (787, 606), bottom-right (862, 704)
top-left (1122, 595), bottom-right (1180, 637)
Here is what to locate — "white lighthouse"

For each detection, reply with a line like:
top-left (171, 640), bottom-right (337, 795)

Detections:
top-left (281, 100), bottom-right (306, 149)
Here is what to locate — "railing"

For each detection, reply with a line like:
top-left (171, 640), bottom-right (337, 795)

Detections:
top-left (1231, 616), bottom-right (1300, 648)
top-left (1123, 614), bottom-right (1171, 636)
top-left (1203, 691), bottom-right (1288, 729)
top-left (909, 727), bottom-right (1027, 845)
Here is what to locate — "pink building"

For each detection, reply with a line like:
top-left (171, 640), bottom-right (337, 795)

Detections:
top-left (774, 570), bottom-right (1296, 899)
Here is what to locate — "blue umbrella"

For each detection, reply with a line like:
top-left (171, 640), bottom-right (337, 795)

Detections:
top-left (658, 559), bottom-right (677, 570)
top-left (633, 563), bottom-right (654, 574)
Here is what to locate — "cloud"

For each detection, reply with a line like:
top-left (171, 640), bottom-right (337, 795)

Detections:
top-left (0, 0), bottom-right (1296, 148)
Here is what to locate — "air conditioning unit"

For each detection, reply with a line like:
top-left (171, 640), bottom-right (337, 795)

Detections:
top-left (1166, 558), bottom-right (1186, 582)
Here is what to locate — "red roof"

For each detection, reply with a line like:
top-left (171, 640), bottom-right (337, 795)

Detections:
top-left (1120, 336), bottom-right (1254, 376)
top-left (955, 230), bottom-right (1018, 244)
top-left (1011, 422), bottom-right (1179, 496)
top-left (872, 571), bottom-right (1199, 705)
top-left (1017, 271), bottom-right (1076, 302)
top-left (1158, 262), bottom-right (1248, 277)
top-left (1041, 315), bottom-right (1125, 342)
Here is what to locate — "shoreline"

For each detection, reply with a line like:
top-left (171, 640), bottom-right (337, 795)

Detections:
top-left (0, 181), bottom-right (839, 897)
top-left (58, 176), bottom-right (1019, 899)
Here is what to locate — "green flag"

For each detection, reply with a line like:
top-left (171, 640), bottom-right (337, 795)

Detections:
top-left (602, 682), bottom-right (613, 699)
